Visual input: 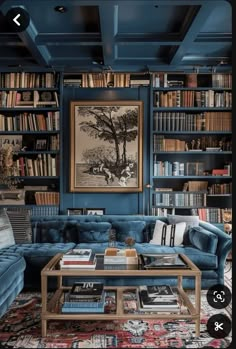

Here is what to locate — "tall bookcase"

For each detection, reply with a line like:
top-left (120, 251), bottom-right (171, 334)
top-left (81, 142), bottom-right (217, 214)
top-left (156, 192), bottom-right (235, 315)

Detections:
top-left (150, 72), bottom-right (232, 226)
top-left (0, 72), bottom-right (61, 215)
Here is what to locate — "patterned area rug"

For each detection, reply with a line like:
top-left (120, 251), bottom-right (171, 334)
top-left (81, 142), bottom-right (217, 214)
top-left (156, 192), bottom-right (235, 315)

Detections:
top-left (0, 283), bottom-right (232, 348)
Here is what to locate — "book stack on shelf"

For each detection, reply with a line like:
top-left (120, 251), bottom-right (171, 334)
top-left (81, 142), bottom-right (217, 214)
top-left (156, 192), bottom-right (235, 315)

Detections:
top-left (137, 285), bottom-right (180, 313)
top-left (60, 248), bottom-right (97, 269)
top-left (61, 282), bottom-right (105, 313)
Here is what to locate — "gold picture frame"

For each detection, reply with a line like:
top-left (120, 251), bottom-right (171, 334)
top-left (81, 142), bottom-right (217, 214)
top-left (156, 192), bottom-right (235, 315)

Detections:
top-left (70, 100), bottom-right (143, 192)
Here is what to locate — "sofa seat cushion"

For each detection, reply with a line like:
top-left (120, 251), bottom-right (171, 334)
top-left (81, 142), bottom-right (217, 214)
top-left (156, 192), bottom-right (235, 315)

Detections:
top-left (134, 243), bottom-right (176, 255)
top-left (2, 242), bottom-right (76, 257)
top-left (76, 242), bottom-right (110, 254)
top-left (0, 251), bottom-right (26, 298)
top-left (172, 246), bottom-right (218, 270)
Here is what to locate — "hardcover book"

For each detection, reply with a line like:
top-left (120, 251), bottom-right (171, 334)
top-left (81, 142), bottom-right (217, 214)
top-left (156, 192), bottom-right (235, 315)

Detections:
top-left (62, 249), bottom-right (92, 261)
top-left (70, 282), bottom-right (104, 298)
top-left (64, 290), bottom-right (105, 307)
top-left (142, 285), bottom-right (175, 298)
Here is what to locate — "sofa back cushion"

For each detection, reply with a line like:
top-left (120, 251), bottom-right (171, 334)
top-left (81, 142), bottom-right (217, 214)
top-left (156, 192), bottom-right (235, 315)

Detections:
top-left (0, 208), bottom-right (15, 248)
top-left (112, 221), bottom-right (146, 243)
top-left (78, 222), bottom-right (111, 243)
top-left (35, 221), bottom-right (79, 243)
top-left (188, 226), bottom-right (218, 254)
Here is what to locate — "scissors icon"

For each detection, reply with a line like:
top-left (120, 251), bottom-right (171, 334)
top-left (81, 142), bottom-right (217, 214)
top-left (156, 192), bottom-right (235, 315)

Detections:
top-left (213, 291), bottom-right (225, 303)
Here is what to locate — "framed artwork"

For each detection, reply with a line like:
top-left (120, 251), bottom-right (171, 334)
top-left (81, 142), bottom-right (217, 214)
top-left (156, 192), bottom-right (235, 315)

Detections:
top-left (67, 208), bottom-right (84, 215)
top-left (85, 208), bottom-right (105, 215)
top-left (69, 100), bottom-right (143, 192)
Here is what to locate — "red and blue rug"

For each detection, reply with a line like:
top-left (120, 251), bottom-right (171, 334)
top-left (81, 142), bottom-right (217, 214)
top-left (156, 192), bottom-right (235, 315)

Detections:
top-left (0, 289), bottom-right (231, 348)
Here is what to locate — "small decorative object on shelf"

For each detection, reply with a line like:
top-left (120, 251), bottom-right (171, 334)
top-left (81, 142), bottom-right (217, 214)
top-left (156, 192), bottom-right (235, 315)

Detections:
top-left (0, 143), bottom-right (20, 189)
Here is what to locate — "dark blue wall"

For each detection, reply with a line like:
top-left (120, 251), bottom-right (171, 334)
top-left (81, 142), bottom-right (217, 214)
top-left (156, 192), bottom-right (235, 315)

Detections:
top-left (60, 86), bottom-right (150, 215)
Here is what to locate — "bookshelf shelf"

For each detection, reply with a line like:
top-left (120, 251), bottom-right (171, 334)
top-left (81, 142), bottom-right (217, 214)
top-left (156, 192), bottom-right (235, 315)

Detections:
top-left (150, 72), bottom-right (232, 222)
top-left (0, 72), bottom-right (61, 214)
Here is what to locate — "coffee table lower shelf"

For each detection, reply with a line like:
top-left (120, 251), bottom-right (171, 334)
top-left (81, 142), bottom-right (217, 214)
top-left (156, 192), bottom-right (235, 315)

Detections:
top-left (41, 286), bottom-right (200, 337)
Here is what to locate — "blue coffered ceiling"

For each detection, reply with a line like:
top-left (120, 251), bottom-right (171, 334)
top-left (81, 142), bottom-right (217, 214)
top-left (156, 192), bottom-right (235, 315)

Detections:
top-left (0, 0), bottom-right (232, 72)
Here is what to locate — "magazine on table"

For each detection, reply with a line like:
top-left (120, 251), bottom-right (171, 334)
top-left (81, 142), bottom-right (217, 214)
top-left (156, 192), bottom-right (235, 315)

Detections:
top-left (140, 253), bottom-right (188, 269)
top-left (63, 249), bottom-right (92, 260)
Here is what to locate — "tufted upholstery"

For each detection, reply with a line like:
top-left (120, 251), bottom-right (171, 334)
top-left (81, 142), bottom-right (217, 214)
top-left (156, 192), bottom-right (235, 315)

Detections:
top-left (0, 214), bottom-right (232, 318)
top-left (0, 251), bottom-right (26, 318)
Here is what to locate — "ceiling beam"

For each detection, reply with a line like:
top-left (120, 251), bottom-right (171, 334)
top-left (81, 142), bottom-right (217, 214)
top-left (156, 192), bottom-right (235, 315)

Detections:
top-left (170, 3), bottom-right (220, 65)
top-left (98, 3), bottom-right (117, 66)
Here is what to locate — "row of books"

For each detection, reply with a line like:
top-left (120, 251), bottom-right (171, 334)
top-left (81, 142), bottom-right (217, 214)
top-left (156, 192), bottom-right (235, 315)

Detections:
top-left (0, 111), bottom-right (60, 131)
top-left (152, 192), bottom-right (207, 207)
top-left (0, 91), bottom-right (59, 108)
top-left (0, 72), bottom-right (59, 88)
top-left (61, 282), bottom-right (105, 313)
top-left (153, 135), bottom-right (232, 152)
top-left (153, 111), bottom-right (232, 132)
top-left (65, 73), bottom-right (151, 88)
top-left (152, 73), bottom-right (232, 89)
top-left (153, 160), bottom-right (206, 177)
top-left (154, 182), bottom-right (232, 195)
top-left (60, 249), bottom-right (97, 269)
top-left (191, 208), bottom-right (229, 223)
top-left (35, 191), bottom-right (59, 205)
top-left (12, 154), bottom-right (59, 177)
top-left (208, 182), bottom-right (232, 195)
top-left (154, 90), bottom-right (232, 108)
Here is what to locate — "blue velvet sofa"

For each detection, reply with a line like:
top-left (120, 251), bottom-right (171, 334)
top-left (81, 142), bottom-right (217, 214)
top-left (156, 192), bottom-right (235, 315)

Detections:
top-left (0, 214), bottom-right (232, 318)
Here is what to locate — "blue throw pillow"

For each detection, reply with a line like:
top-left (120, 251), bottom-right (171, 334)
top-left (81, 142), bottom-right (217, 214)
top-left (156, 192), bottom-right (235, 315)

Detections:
top-left (36, 221), bottom-right (65, 243)
top-left (188, 226), bottom-right (218, 254)
top-left (78, 222), bottom-right (111, 243)
top-left (112, 221), bottom-right (146, 243)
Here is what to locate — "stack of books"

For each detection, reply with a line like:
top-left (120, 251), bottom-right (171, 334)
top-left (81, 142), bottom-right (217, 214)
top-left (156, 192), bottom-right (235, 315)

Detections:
top-left (137, 285), bottom-right (180, 312)
top-left (61, 282), bottom-right (105, 313)
top-left (60, 248), bottom-right (97, 269)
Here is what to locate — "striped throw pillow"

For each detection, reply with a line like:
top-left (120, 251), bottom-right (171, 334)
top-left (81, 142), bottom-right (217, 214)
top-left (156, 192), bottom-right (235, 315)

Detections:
top-left (150, 220), bottom-right (186, 246)
top-left (6, 209), bottom-right (32, 243)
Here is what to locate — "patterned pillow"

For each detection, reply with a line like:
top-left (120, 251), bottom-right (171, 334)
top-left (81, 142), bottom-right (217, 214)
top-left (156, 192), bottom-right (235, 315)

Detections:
top-left (7, 209), bottom-right (32, 243)
top-left (0, 208), bottom-right (15, 248)
top-left (150, 220), bottom-right (186, 246)
top-left (167, 214), bottom-right (199, 245)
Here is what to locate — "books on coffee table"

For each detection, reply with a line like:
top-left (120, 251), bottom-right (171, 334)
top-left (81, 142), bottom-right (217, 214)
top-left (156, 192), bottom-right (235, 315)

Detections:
top-left (137, 285), bottom-right (180, 312)
top-left (142, 285), bottom-right (175, 298)
top-left (63, 248), bottom-right (92, 261)
top-left (61, 282), bottom-right (105, 313)
top-left (60, 253), bottom-right (97, 269)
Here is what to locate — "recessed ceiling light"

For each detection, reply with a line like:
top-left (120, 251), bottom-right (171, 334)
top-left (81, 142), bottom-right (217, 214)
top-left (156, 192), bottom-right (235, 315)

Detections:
top-left (54, 6), bottom-right (67, 13)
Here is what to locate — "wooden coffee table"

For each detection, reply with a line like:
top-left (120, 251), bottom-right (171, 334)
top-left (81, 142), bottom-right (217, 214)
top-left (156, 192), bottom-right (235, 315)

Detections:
top-left (41, 253), bottom-right (201, 337)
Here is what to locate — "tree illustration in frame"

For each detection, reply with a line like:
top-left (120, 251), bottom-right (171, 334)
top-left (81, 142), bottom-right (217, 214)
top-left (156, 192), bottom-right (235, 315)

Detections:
top-left (70, 100), bottom-right (143, 192)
